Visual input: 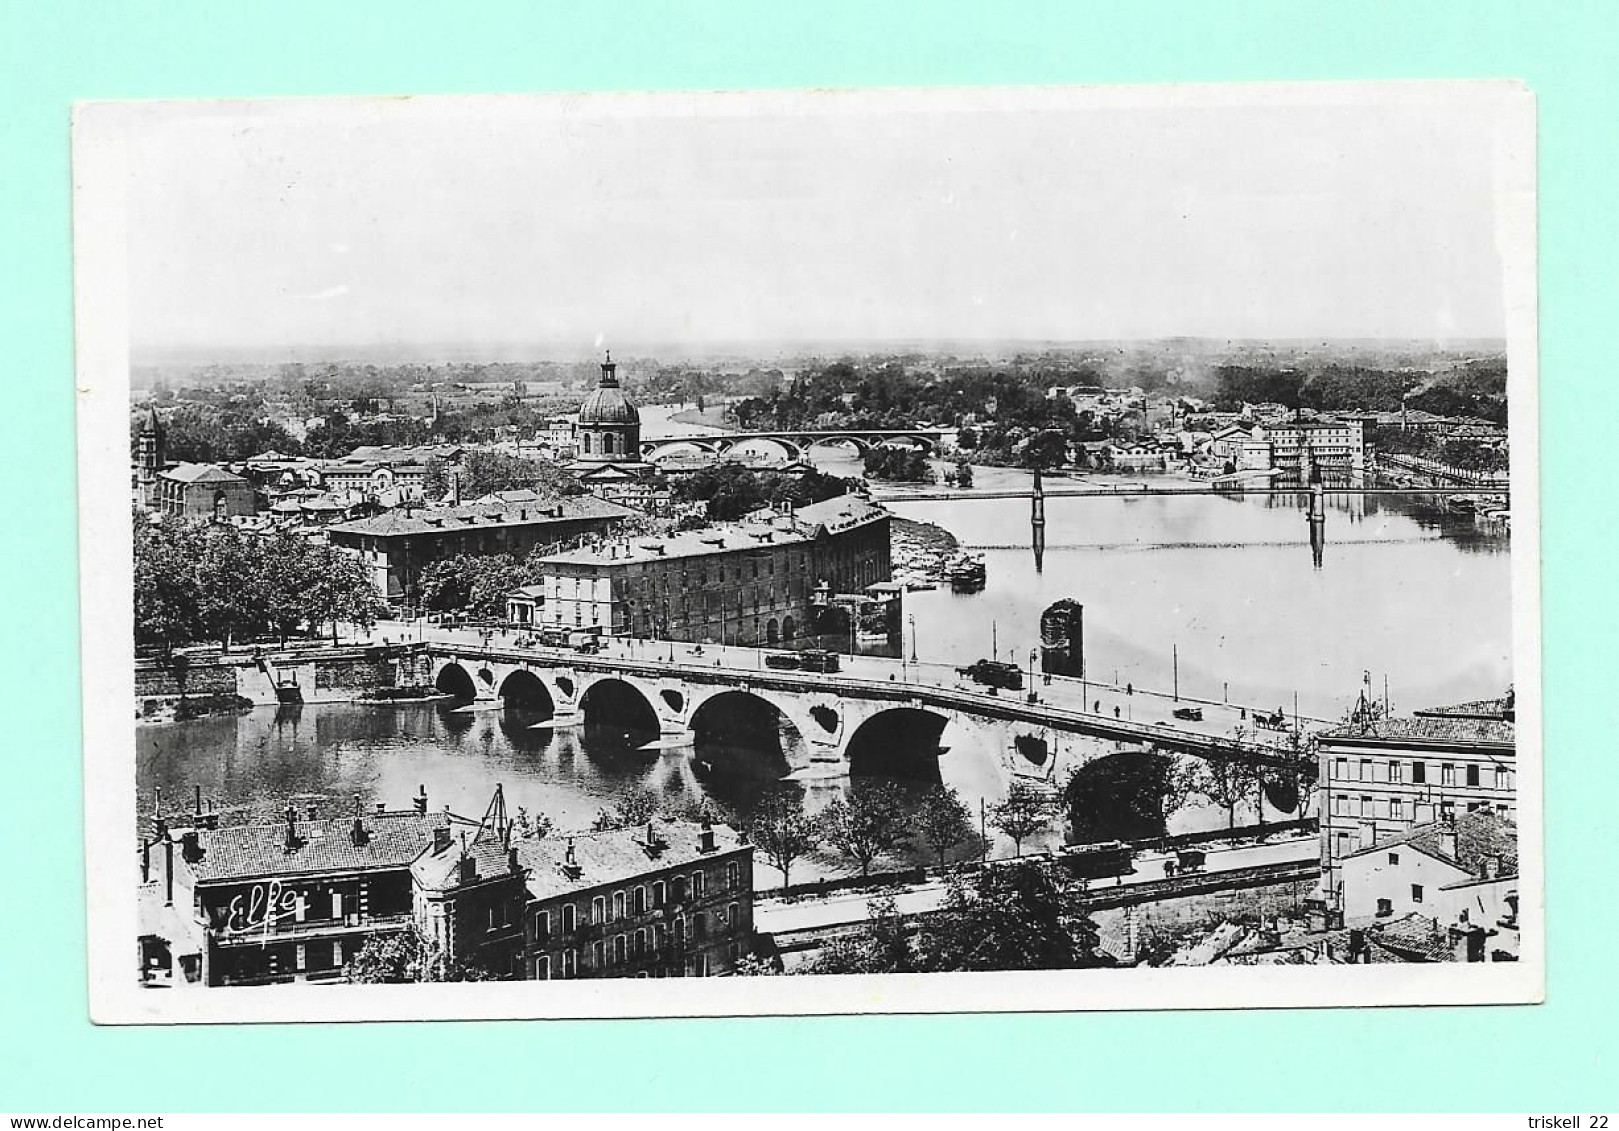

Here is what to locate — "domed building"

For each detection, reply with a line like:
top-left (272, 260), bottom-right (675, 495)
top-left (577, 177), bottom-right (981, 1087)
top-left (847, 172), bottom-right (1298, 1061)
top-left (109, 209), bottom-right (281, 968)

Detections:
top-left (567, 352), bottom-right (661, 510)
top-left (575, 352), bottom-right (641, 463)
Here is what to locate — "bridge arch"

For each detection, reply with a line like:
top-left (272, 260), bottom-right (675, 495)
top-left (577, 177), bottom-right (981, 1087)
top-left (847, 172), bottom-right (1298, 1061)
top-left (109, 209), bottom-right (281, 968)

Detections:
top-left (577, 676), bottom-right (660, 735)
top-left (844, 707), bottom-right (950, 784)
top-left (688, 690), bottom-right (803, 775)
top-left (497, 669), bottom-right (555, 718)
top-left (434, 661), bottom-right (477, 701)
top-left (804, 436), bottom-right (873, 458)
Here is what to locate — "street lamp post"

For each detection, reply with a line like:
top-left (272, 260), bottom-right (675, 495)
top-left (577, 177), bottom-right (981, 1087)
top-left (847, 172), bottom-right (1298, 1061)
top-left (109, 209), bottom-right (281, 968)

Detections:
top-left (908, 613), bottom-right (918, 664)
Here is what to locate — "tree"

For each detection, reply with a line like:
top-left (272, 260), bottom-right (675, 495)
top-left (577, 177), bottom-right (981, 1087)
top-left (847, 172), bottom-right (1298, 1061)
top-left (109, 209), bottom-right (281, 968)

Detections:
top-left (746, 786), bottom-right (821, 892)
top-left (1020, 428), bottom-right (1070, 470)
top-left (918, 860), bottom-right (1108, 972)
top-left (457, 449), bottom-right (582, 499)
top-left (1194, 740), bottom-right (1261, 828)
top-left (804, 894), bottom-right (920, 975)
top-left (1065, 752), bottom-right (1195, 844)
top-left (514, 806), bottom-right (553, 840)
top-left (591, 789), bottom-right (661, 832)
top-left (819, 781), bottom-right (912, 878)
top-left (988, 781), bottom-right (1056, 857)
top-left (344, 922), bottom-right (489, 983)
top-left (953, 459), bottom-right (974, 489)
top-left (913, 784), bottom-right (975, 870)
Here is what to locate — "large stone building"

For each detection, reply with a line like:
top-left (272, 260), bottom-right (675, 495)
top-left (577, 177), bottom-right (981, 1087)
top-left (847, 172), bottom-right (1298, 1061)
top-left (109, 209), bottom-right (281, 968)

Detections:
top-left (1318, 693), bottom-right (1516, 906)
top-left (529, 493), bottom-right (892, 645)
top-left (1256, 419), bottom-right (1366, 483)
top-left (327, 494), bottom-right (636, 605)
top-left (155, 462), bottom-right (257, 520)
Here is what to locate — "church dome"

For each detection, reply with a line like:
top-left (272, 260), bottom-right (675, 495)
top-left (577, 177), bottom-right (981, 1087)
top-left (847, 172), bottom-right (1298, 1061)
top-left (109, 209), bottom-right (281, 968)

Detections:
top-left (578, 354), bottom-right (640, 426)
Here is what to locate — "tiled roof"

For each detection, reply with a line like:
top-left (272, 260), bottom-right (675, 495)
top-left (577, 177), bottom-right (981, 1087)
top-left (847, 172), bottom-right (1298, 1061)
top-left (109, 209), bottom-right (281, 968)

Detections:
top-left (1324, 714), bottom-right (1514, 746)
top-left (161, 462), bottom-right (249, 485)
top-left (1413, 697), bottom-right (1514, 721)
top-left (1368, 914), bottom-right (1453, 962)
top-left (515, 819), bottom-right (750, 902)
top-left (328, 494), bottom-right (634, 538)
top-left (412, 834), bottom-right (519, 892)
top-left (1347, 812), bottom-right (1518, 879)
top-left (186, 810), bottom-right (470, 884)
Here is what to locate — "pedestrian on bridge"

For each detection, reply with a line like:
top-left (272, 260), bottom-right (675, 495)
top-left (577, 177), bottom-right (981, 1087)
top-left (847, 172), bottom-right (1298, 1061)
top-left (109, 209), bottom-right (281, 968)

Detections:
top-left (1114, 705), bottom-right (1121, 719)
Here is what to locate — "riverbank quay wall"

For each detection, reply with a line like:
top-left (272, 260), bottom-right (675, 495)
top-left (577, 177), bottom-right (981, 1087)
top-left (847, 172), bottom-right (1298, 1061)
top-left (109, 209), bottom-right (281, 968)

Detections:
top-left (136, 644), bottom-right (436, 708)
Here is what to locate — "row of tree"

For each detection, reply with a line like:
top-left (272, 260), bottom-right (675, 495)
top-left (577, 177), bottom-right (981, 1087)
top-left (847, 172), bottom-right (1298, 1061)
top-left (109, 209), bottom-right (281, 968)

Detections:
top-left (670, 464), bottom-right (857, 521)
top-left (134, 512), bottom-right (385, 653)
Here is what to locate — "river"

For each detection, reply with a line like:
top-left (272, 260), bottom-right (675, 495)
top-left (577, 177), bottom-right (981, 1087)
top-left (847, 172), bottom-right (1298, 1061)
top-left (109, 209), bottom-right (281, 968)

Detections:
top-left (137, 444), bottom-right (1512, 881)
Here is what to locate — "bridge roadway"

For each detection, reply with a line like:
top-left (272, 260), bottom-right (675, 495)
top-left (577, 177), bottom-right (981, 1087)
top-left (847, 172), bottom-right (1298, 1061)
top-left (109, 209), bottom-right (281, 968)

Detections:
top-left (757, 834), bottom-right (1321, 939)
top-left (410, 626), bottom-right (1319, 767)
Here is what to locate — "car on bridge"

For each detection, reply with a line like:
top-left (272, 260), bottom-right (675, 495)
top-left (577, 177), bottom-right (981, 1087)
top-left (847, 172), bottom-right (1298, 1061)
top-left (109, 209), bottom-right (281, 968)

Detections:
top-left (1172, 706), bottom-right (1204, 722)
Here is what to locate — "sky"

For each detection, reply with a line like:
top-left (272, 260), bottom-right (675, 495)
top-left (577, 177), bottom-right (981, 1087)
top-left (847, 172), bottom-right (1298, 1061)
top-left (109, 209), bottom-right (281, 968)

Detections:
top-left (105, 85), bottom-right (1524, 359)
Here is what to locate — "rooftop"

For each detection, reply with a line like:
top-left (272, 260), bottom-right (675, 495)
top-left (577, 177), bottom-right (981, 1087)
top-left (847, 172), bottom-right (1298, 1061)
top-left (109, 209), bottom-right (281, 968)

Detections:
top-left (184, 809), bottom-right (474, 884)
top-left (1346, 811), bottom-right (1518, 879)
top-left (159, 462), bottom-right (249, 486)
top-left (537, 493), bottom-right (887, 568)
top-left (328, 494), bottom-right (635, 538)
top-left (1324, 711), bottom-right (1514, 747)
top-left (517, 819), bottom-right (749, 901)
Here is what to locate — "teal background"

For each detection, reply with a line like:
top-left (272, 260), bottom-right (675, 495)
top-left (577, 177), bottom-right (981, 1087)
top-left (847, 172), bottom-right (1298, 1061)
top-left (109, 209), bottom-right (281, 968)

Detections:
top-left (1, 0), bottom-right (1610, 1112)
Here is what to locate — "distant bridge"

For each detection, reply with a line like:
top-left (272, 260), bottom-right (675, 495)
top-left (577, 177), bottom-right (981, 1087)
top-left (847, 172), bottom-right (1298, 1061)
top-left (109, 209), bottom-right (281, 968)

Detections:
top-left (874, 483), bottom-right (1513, 503)
top-left (641, 428), bottom-right (955, 465)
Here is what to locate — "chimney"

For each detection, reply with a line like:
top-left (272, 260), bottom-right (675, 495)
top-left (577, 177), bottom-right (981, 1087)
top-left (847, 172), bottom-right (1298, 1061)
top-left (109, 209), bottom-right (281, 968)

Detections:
top-left (414, 784), bottom-right (428, 815)
top-left (351, 817), bottom-right (368, 847)
top-left (457, 833), bottom-right (476, 884)
top-left (565, 837), bottom-right (576, 867)
top-left (1483, 854), bottom-right (1502, 880)
top-left (141, 838), bottom-right (151, 883)
top-left (163, 836), bottom-right (174, 907)
top-left (194, 784), bottom-right (202, 816)
top-left (1437, 818), bottom-right (1458, 862)
top-left (508, 846), bottom-right (520, 874)
top-left (433, 820), bottom-right (451, 854)
top-left (284, 805), bottom-right (299, 853)
top-left (698, 819), bottom-right (716, 855)
top-left (376, 802), bottom-right (388, 814)
top-left (180, 830), bottom-right (202, 864)
top-left (307, 804), bottom-right (319, 821)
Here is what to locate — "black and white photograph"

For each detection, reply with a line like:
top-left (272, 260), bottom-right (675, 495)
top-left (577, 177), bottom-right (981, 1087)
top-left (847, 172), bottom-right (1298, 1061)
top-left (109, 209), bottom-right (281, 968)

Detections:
top-left (73, 81), bottom-right (1541, 1023)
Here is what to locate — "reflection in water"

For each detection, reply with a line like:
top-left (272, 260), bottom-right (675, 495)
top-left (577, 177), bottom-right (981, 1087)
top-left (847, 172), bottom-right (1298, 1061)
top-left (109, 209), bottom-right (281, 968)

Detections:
top-left (138, 461), bottom-right (1511, 881)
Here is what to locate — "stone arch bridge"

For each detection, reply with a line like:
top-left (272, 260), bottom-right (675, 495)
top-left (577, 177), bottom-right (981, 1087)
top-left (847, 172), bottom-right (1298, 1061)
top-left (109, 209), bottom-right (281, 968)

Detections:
top-left (423, 642), bottom-right (1306, 799)
top-left (640, 428), bottom-right (954, 466)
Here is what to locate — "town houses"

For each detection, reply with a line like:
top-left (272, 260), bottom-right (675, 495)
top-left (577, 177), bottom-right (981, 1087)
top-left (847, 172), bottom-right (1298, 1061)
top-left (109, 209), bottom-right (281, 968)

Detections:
top-left (138, 786), bottom-right (756, 987)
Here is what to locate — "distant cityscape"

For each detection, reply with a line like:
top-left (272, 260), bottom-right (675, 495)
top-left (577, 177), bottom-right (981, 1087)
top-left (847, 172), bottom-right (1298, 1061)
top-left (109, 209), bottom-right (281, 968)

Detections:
top-left (133, 340), bottom-right (1516, 987)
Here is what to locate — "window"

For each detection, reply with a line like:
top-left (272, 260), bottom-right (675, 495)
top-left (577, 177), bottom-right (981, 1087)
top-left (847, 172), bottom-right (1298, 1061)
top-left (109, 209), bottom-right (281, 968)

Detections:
top-left (591, 941), bottom-right (605, 969)
top-left (535, 955), bottom-right (551, 980)
top-left (1388, 761), bottom-right (1403, 784)
top-left (1466, 764), bottom-right (1480, 787)
top-left (332, 940), bottom-right (344, 967)
top-left (692, 871), bottom-right (706, 899)
top-left (1390, 798), bottom-right (1403, 821)
top-left (612, 890), bottom-right (626, 921)
top-left (1441, 763), bottom-right (1456, 786)
top-left (331, 891), bottom-right (344, 920)
top-left (652, 880), bottom-right (666, 908)
top-left (1359, 796), bottom-right (1372, 818)
top-left (1411, 761), bottom-right (1426, 784)
top-left (1411, 884), bottom-right (1424, 903)
top-left (614, 934), bottom-right (627, 965)
top-left (1359, 759), bottom-right (1373, 783)
top-left (1335, 832), bottom-right (1351, 859)
top-left (694, 913), bottom-right (708, 940)
top-left (726, 861), bottom-right (740, 891)
top-left (295, 943), bottom-right (307, 972)
top-left (1334, 794), bottom-right (1348, 816)
top-left (635, 886), bottom-right (648, 915)
top-left (562, 949), bottom-right (577, 978)
top-left (561, 904), bottom-right (576, 933)
top-left (727, 902), bottom-right (740, 932)
top-left (673, 914), bottom-right (686, 942)
top-left (635, 927), bottom-right (648, 956)
top-left (591, 895), bottom-right (606, 925)
top-left (1332, 758), bottom-right (1349, 781)
top-left (1496, 767), bottom-right (1512, 790)
top-left (534, 910), bottom-right (550, 942)
top-left (1376, 898), bottom-right (1393, 917)
top-left (1388, 852), bottom-right (1400, 865)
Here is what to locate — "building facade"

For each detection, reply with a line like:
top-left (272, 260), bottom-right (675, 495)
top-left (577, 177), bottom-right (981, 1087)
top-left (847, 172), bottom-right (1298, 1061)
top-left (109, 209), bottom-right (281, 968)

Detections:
top-left (1318, 694), bottom-right (1516, 904)
top-left (1256, 419), bottom-right (1366, 483)
top-left (143, 793), bottom-right (473, 988)
top-left (412, 817), bottom-right (756, 980)
top-left (155, 463), bottom-right (257, 519)
top-left (530, 494), bottom-right (891, 645)
top-left (574, 354), bottom-right (643, 464)
top-left (327, 494), bottom-right (636, 604)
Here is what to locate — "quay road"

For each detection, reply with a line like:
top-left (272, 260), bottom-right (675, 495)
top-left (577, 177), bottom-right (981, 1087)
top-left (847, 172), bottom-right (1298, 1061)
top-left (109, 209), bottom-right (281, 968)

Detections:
top-left (373, 621), bottom-right (1327, 765)
top-left (755, 833), bottom-right (1321, 938)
